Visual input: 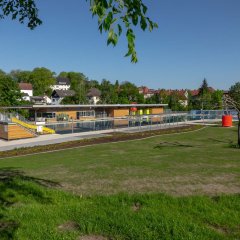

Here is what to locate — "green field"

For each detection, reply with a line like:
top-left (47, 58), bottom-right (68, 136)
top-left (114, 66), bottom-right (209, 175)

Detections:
top-left (0, 126), bottom-right (240, 239)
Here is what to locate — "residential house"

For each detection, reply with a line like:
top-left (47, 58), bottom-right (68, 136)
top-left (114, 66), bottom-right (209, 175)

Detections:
top-left (158, 89), bottom-right (189, 107)
top-left (18, 83), bottom-right (33, 101)
top-left (30, 96), bottom-right (47, 105)
top-left (138, 86), bottom-right (157, 99)
top-left (51, 77), bottom-right (71, 91)
top-left (51, 89), bottom-right (75, 105)
top-left (177, 90), bottom-right (189, 107)
top-left (87, 88), bottom-right (101, 104)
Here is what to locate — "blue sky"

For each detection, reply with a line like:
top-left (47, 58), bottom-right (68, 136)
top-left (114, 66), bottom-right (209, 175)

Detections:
top-left (0, 0), bottom-right (239, 90)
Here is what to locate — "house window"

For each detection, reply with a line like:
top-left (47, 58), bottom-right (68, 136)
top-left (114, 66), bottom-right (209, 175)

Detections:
top-left (41, 112), bottom-right (56, 118)
top-left (77, 111), bottom-right (95, 119)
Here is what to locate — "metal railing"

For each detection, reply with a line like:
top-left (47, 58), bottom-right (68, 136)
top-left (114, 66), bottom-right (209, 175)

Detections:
top-left (0, 112), bottom-right (10, 122)
top-left (44, 110), bottom-right (238, 135)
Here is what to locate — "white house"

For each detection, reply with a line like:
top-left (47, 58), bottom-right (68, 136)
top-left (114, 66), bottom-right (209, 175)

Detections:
top-left (51, 77), bottom-right (71, 91)
top-left (18, 83), bottom-right (33, 101)
top-left (51, 89), bottom-right (75, 105)
top-left (87, 88), bottom-right (101, 104)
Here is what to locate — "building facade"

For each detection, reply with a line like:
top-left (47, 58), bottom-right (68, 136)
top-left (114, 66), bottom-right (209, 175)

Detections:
top-left (50, 77), bottom-right (71, 91)
top-left (18, 83), bottom-right (33, 101)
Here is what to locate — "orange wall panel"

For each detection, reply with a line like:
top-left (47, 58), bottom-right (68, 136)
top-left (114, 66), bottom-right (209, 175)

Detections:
top-left (112, 109), bottom-right (129, 117)
top-left (8, 125), bottom-right (35, 140)
top-left (151, 108), bottom-right (164, 114)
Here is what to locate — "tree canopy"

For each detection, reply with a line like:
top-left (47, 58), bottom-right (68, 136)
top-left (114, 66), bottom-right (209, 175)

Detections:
top-left (229, 82), bottom-right (240, 106)
top-left (60, 71), bottom-right (88, 104)
top-left (0, 0), bottom-right (158, 63)
top-left (0, 74), bottom-right (22, 106)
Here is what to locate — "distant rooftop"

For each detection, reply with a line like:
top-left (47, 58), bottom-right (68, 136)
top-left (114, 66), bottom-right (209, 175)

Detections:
top-left (87, 88), bottom-right (101, 97)
top-left (52, 89), bottom-right (75, 97)
top-left (0, 103), bottom-right (168, 110)
top-left (19, 83), bottom-right (33, 90)
top-left (55, 77), bottom-right (70, 85)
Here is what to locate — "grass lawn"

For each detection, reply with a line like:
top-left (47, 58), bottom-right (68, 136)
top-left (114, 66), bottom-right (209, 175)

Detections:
top-left (0, 126), bottom-right (240, 239)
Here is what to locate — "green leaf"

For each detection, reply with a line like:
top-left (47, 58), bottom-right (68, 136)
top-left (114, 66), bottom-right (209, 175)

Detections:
top-left (117, 24), bottom-right (122, 36)
top-left (132, 13), bottom-right (138, 26)
top-left (142, 4), bottom-right (147, 14)
top-left (140, 15), bottom-right (147, 30)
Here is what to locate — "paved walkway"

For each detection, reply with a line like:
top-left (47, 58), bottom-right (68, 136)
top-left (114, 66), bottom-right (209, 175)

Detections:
top-left (0, 130), bottom-right (113, 151)
top-left (0, 120), bottom-right (221, 152)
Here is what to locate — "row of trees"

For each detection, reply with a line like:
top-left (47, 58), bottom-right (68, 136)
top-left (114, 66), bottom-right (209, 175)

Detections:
top-left (0, 68), bottom-right (239, 113)
top-left (0, 68), bottom-right (144, 105)
top-left (144, 79), bottom-right (224, 111)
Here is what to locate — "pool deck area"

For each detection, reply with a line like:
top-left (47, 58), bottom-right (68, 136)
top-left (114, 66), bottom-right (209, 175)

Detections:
top-left (0, 122), bottom-right (186, 151)
top-left (0, 119), bottom-right (223, 152)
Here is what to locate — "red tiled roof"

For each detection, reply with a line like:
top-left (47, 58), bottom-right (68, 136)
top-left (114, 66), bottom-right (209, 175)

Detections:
top-left (19, 83), bottom-right (33, 90)
top-left (190, 90), bottom-right (199, 96)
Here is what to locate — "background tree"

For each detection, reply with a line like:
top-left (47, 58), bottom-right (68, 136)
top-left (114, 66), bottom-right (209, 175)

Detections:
top-left (86, 79), bottom-right (100, 90)
top-left (118, 81), bottom-right (144, 103)
top-left (59, 72), bottom-right (88, 104)
top-left (168, 92), bottom-right (186, 111)
top-left (0, 75), bottom-right (22, 106)
top-left (158, 89), bottom-right (170, 104)
top-left (211, 90), bottom-right (223, 109)
top-left (145, 93), bottom-right (161, 104)
top-left (99, 79), bottom-right (118, 104)
top-left (0, 0), bottom-right (157, 63)
top-left (0, 69), bottom-right (6, 76)
top-left (28, 67), bottom-right (55, 96)
top-left (193, 79), bottom-right (212, 110)
top-left (9, 70), bottom-right (32, 83)
top-left (227, 82), bottom-right (240, 146)
top-left (187, 91), bottom-right (194, 111)
top-left (229, 82), bottom-right (240, 104)
top-left (198, 78), bottom-right (209, 96)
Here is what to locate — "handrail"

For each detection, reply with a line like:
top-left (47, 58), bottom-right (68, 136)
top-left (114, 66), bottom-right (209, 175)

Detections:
top-left (14, 122), bottom-right (38, 136)
top-left (11, 117), bottom-right (55, 134)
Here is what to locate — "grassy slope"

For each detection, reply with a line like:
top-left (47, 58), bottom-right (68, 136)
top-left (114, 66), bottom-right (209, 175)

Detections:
top-left (0, 126), bottom-right (239, 195)
top-left (1, 177), bottom-right (240, 240)
top-left (0, 126), bottom-right (240, 240)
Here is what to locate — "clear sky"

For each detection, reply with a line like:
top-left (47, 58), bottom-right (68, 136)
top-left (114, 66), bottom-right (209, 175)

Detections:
top-left (0, 0), bottom-right (240, 90)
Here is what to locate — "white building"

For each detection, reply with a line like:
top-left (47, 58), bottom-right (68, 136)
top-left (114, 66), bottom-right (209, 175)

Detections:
top-left (18, 83), bottom-right (33, 101)
top-left (51, 77), bottom-right (70, 91)
top-left (51, 89), bottom-right (75, 105)
top-left (87, 88), bottom-right (101, 105)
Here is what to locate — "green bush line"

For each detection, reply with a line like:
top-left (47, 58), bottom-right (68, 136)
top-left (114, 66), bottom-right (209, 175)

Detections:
top-left (0, 125), bottom-right (203, 158)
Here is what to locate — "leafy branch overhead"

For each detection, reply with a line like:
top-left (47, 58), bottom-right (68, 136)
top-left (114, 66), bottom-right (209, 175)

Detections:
top-left (0, 0), bottom-right (158, 63)
top-left (0, 0), bottom-right (42, 29)
top-left (89, 0), bottom-right (158, 62)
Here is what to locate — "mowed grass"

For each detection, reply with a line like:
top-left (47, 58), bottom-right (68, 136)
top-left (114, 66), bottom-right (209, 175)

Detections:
top-left (0, 126), bottom-right (240, 239)
top-left (0, 126), bottom-right (239, 196)
top-left (0, 173), bottom-right (240, 240)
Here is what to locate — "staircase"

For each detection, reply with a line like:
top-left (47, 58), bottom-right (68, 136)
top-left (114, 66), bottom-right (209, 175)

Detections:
top-left (7, 123), bottom-right (37, 140)
top-left (11, 117), bottom-right (55, 134)
top-left (14, 121), bottom-right (38, 137)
